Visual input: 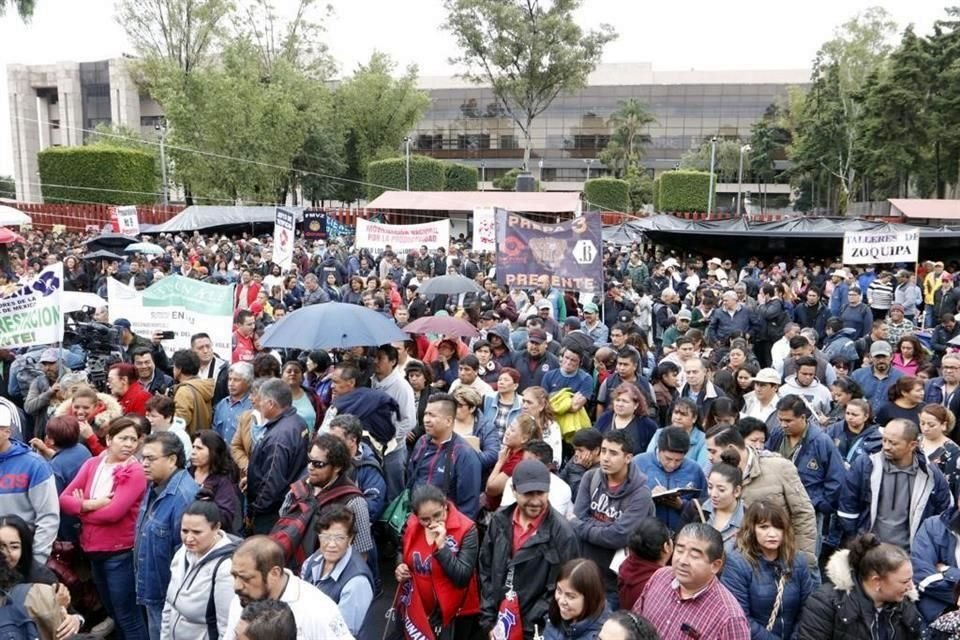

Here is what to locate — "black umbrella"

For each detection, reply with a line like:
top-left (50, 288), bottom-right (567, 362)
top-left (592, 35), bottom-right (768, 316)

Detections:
top-left (417, 274), bottom-right (483, 297)
top-left (81, 249), bottom-right (125, 260)
top-left (84, 232), bottom-right (139, 253)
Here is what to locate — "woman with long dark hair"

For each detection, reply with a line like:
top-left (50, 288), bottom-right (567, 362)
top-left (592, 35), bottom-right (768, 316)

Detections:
top-left (874, 376), bottom-right (925, 427)
top-left (594, 383), bottom-right (658, 453)
top-left (544, 558), bottom-right (609, 640)
top-left (721, 501), bottom-right (815, 639)
top-left (189, 431), bottom-right (241, 533)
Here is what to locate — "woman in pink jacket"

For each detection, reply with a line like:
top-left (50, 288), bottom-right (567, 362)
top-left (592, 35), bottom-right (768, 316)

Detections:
top-left (60, 416), bottom-right (148, 640)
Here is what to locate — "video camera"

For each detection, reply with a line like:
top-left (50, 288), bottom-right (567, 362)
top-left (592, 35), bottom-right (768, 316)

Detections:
top-left (62, 319), bottom-right (125, 392)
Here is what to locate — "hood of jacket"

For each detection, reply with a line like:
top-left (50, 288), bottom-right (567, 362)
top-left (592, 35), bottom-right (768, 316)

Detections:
top-left (488, 323), bottom-right (512, 352)
top-left (825, 549), bottom-right (918, 601)
top-left (54, 392), bottom-right (123, 428)
top-left (827, 327), bottom-right (858, 343)
top-left (0, 440), bottom-right (31, 464)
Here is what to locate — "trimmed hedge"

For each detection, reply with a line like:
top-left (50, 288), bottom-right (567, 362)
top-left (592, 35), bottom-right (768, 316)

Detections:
top-left (493, 168), bottom-right (539, 191)
top-left (658, 170), bottom-right (715, 213)
top-left (584, 178), bottom-right (629, 212)
top-left (38, 147), bottom-right (157, 205)
top-left (444, 163), bottom-right (479, 191)
top-left (652, 176), bottom-right (660, 211)
top-left (366, 156), bottom-right (446, 200)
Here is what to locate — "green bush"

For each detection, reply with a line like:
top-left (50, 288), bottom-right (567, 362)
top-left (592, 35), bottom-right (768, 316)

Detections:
top-left (652, 176), bottom-right (660, 211)
top-left (584, 178), bottom-right (629, 212)
top-left (492, 168), bottom-right (539, 191)
top-left (366, 155), bottom-right (447, 200)
top-left (658, 170), bottom-right (715, 213)
top-left (38, 147), bottom-right (157, 205)
top-left (443, 163), bottom-right (479, 191)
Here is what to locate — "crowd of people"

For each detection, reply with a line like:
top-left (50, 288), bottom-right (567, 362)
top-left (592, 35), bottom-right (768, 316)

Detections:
top-left (2, 225), bottom-right (960, 640)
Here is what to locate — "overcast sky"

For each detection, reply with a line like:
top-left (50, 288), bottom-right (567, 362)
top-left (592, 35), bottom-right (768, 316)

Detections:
top-left (0, 0), bottom-right (949, 178)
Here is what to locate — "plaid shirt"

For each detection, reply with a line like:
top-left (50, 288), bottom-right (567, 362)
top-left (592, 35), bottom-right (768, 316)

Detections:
top-left (634, 567), bottom-right (750, 640)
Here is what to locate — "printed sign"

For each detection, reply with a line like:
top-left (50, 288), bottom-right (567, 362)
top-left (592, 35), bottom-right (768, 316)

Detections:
top-left (0, 263), bottom-right (64, 348)
top-left (496, 212), bottom-right (603, 292)
top-left (356, 218), bottom-right (450, 253)
top-left (302, 209), bottom-right (328, 240)
top-left (842, 229), bottom-right (919, 265)
top-left (108, 275), bottom-right (235, 358)
top-left (473, 207), bottom-right (497, 252)
top-left (113, 206), bottom-right (140, 235)
top-left (273, 207), bottom-right (296, 270)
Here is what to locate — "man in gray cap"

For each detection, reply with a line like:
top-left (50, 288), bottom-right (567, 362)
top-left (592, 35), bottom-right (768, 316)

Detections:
top-left (852, 340), bottom-right (904, 412)
top-left (661, 308), bottom-right (692, 352)
top-left (582, 302), bottom-right (608, 346)
top-left (23, 348), bottom-right (64, 440)
top-left (478, 459), bottom-right (579, 639)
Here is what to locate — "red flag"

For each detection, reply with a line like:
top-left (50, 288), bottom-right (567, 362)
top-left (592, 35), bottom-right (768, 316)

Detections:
top-left (397, 579), bottom-right (436, 640)
top-left (492, 589), bottom-right (523, 640)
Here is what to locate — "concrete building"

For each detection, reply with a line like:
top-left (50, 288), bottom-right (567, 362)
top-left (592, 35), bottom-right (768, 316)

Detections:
top-left (7, 58), bottom-right (163, 202)
top-left (7, 59), bottom-right (808, 205)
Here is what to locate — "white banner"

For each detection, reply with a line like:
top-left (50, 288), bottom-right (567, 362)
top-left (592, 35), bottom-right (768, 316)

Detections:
top-left (273, 207), bottom-right (296, 270)
top-left (356, 218), bottom-right (450, 253)
top-left (108, 275), bottom-right (235, 358)
top-left (843, 229), bottom-right (920, 265)
top-left (115, 206), bottom-right (140, 235)
top-left (0, 263), bottom-right (64, 348)
top-left (472, 207), bottom-right (497, 252)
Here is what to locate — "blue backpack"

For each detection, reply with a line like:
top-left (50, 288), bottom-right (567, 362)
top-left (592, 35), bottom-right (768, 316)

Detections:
top-left (0, 584), bottom-right (40, 640)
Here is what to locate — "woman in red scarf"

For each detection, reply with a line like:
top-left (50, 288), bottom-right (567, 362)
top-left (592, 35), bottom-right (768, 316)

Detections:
top-left (484, 414), bottom-right (542, 505)
top-left (395, 484), bottom-right (481, 640)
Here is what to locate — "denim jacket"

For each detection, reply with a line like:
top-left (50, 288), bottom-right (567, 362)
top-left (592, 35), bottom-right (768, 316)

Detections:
top-left (135, 469), bottom-right (199, 605)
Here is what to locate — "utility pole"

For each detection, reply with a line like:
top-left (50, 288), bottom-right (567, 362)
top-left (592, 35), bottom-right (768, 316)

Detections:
top-left (706, 136), bottom-right (717, 219)
top-left (156, 120), bottom-right (168, 206)
top-left (480, 161), bottom-right (485, 191)
top-left (736, 143), bottom-right (751, 216)
top-left (403, 136), bottom-right (411, 190)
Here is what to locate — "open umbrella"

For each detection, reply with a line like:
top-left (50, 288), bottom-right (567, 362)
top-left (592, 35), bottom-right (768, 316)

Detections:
top-left (402, 315), bottom-right (479, 338)
top-left (417, 274), bottom-right (483, 297)
top-left (0, 205), bottom-right (31, 227)
top-left (84, 232), bottom-right (138, 253)
top-left (61, 291), bottom-right (109, 313)
top-left (125, 242), bottom-right (164, 255)
top-left (0, 227), bottom-right (24, 245)
top-left (260, 302), bottom-right (407, 350)
top-left (81, 249), bottom-right (125, 260)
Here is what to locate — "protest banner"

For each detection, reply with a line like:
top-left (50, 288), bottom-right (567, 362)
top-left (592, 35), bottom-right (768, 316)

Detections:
top-left (302, 209), bottom-right (328, 240)
top-left (273, 207), bottom-right (296, 269)
top-left (842, 229), bottom-right (919, 265)
top-left (496, 212), bottom-right (602, 292)
top-left (472, 207), bottom-right (497, 252)
top-left (112, 206), bottom-right (140, 235)
top-left (356, 218), bottom-right (450, 253)
top-left (108, 275), bottom-right (235, 358)
top-left (0, 263), bottom-right (64, 349)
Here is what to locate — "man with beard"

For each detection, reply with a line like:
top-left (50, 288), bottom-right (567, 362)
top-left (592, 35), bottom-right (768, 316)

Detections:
top-left (223, 536), bottom-right (353, 640)
top-left (852, 341), bottom-right (905, 412)
top-left (479, 459), bottom-right (579, 639)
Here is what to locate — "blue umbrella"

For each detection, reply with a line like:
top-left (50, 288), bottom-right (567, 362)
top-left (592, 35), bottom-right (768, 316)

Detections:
top-left (260, 302), bottom-right (407, 350)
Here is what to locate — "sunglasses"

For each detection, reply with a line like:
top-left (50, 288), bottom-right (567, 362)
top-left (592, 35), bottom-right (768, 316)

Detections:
top-left (308, 458), bottom-right (330, 469)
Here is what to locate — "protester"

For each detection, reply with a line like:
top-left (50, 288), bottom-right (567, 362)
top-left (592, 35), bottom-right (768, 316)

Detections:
top-left (543, 559), bottom-right (610, 640)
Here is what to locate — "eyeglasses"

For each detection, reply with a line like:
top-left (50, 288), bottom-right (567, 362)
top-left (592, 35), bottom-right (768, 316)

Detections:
top-left (318, 533), bottom-right (349, 545)
top-left (308, 459), bottom-right (330, 469)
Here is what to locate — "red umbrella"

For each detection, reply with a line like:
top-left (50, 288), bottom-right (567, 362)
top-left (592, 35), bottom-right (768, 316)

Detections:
top-left (0, 227), bottom-right (24, 245)
top-left (402, 315), bottom-right (480, 338)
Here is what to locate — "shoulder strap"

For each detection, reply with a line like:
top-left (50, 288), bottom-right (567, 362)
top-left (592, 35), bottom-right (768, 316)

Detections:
top-left (317, 484), bottom-right (363, 508)
top-left (206, 554), bottom-right (233, 640)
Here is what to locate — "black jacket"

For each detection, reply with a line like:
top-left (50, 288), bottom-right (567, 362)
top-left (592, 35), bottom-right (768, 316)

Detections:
top-left (478, 505), bottom-right (580, 638)
top-left (796, 550), bottom-right (922, 640)
top-left (246, 407), bottom-right (309, 517)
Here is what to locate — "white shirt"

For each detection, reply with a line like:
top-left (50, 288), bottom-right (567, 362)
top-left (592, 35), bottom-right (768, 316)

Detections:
top-left (502, 473), bottom-right (573, 518)
top-left (770, 337), bottom-right (791, 371)
top-left (223, 571), bottom-right (354, 640)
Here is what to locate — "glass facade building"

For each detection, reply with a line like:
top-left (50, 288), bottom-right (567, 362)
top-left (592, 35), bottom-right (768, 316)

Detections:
top-left (412, 63), bottom-right (810, 186)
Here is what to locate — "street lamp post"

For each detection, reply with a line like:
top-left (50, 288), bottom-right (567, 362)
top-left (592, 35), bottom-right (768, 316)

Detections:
top-left (156, 120), bottom-right (168, 206)
top-left (736, 143), bottom-right (751, 216)
top-left (706, 136), bottom-right (717, 219)
top-left (480, 161), bottom-right (485, 191)
top-left (402, 137), bottom-right (411, 190)
top-left (583, 158), bottom-right (595, 181)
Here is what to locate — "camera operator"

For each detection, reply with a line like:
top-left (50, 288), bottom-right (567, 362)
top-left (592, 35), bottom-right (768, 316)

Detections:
top-left (113, 318), bottom-right (170, 373)
top-left (133, 348), bottom-right (173, 395)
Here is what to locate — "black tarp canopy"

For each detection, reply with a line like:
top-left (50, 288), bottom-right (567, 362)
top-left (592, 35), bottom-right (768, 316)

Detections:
top-left (604, 215), bottom-right (960, 257)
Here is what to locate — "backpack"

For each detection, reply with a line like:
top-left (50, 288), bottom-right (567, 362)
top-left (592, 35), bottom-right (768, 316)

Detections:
top-left (0, 584), bottom-right (40, 640)
top-left (269, 481), bottom-right (363, 569)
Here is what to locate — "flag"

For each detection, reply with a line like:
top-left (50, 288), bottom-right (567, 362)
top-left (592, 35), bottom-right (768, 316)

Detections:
top-left (396, 579), bottom-right (435, 640)
top-left (492, 589), bottom-right (524, 640)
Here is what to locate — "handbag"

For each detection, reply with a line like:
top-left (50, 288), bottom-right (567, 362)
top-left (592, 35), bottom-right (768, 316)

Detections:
top-left (382, 489), bottom-right (412, 539)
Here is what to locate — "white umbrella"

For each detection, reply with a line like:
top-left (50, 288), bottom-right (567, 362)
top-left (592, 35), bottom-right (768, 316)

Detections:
top-left (125, 242), bottom-right (164, 255)
top-left (61, 291), bottom-right (108, 313)
top-left (0, 205), bottom-right (31, 227)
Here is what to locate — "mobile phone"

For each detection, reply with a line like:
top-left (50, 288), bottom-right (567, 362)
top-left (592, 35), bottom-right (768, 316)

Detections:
top-left (159, 331), bottom-right (176, 340)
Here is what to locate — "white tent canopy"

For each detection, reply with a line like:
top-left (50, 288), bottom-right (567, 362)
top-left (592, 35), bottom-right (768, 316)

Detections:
top-left (0, 205), bottom-right (32, 226)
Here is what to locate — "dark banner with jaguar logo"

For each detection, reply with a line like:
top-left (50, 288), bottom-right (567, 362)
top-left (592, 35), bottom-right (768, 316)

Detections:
top-left (495, 211), bottom-right (602, 292)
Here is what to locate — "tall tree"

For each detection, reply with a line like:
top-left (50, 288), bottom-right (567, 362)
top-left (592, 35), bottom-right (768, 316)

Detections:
top-left (232, 0), bottom-right (333, 79)
top-left (443, 0), bottom-right (616, 170)
top-left (927, 7), bottom-right (960, 197)
top-left (0, 0), bottom-right (34, 19)
top-left (680, 140), bottom-right (745, 182)
top-left (599, 98), bottom-right (655, 177)
top-left (334, 52), bottom-right (430, 201)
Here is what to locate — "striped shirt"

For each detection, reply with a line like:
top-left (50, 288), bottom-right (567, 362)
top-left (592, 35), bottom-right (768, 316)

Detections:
top-left (634, 567), bottom-right (750, 640)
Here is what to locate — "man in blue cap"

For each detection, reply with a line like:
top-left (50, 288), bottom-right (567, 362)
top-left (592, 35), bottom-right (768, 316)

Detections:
top-left (113, 318), bottom-right (170, 371)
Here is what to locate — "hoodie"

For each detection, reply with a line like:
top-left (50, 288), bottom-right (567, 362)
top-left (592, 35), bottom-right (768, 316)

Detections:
top-left (780, 375), bottom-right (833, 417)
top-left (0, 441), bottom-right (59, 563)
top-left (572, 465), bottom-right (655, 588)
top-left (618, 555), bottom-right (662, 611)
top-left (174, 377), bottom-right (215, 436)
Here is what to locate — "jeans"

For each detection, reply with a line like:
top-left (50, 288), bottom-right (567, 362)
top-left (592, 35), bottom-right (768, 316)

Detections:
top-left (90, 551), bottom-right (148, 640)
top-left (383, 445), bottom-right (407, 505)
top-left (145, 602), bottom-right (163, 640)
